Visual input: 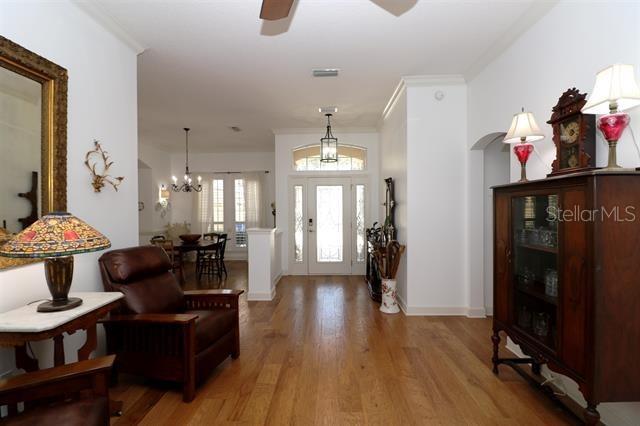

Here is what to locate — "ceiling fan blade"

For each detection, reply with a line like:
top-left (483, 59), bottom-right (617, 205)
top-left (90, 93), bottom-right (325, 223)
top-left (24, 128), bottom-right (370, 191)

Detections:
top-left (260, 0), bottom-right (294, 21)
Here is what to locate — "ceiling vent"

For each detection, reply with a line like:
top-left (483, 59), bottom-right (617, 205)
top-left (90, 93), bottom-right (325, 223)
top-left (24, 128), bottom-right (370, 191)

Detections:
top-left (313, 68), bottom-right (339, 77)
top-left (319, 106), bottom-right (338, 113)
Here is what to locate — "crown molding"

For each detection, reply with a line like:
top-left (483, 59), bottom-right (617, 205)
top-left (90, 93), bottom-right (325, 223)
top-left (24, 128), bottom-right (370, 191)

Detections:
top-left (72, 1), bottom-right (146, 54)
top-left (402, 74), bottom-right (466, 87)
top-left (464, 0), bottom-right (558, 81)
top-left (381, 74), bottom-right (466, 121)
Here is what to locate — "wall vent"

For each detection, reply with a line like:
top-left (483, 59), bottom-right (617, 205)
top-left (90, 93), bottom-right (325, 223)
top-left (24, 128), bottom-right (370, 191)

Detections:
top-left (313, 69), bottom-right (339, 77)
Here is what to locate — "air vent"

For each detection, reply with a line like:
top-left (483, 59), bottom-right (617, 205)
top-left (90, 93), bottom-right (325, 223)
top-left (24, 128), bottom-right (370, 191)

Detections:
top-left (319, 106), bottom-right (338, 113)
top-left (313, 68), bottom-right (339, 77)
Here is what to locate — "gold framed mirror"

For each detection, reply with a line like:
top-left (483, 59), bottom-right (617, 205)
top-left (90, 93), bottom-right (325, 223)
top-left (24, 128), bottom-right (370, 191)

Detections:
top-left (0, 36), bottom-right (67, 270)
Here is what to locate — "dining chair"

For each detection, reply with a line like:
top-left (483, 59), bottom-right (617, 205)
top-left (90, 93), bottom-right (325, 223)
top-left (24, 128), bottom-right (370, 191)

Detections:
top-left (150, 238), bottom-right (183, 281)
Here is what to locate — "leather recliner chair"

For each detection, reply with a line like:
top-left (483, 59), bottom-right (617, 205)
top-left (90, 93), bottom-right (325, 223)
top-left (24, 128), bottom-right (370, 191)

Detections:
top-left (98, 245), bottom-right (242, 402)
top-left (0, 356), bottom-right (114, 425)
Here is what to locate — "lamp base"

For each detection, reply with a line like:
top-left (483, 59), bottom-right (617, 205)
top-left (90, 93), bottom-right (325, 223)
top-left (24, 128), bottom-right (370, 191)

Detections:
top-left (598, 112), bottom-right (630, 169)
top-left (513, 142), bottom-right (534, 182)
top-left (41, 256), bottom-right (80, 313)
top-left (37, 297), bottom-right (83, 312)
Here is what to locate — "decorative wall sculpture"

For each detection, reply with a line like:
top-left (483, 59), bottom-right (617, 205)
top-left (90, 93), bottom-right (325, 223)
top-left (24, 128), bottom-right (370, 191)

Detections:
top-left (84, 140), bottom-right (124, 192)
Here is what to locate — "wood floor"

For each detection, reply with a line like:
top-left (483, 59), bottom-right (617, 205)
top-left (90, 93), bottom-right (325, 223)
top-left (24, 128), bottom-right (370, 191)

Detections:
top-left (110, 261), bottom-right (578, 425)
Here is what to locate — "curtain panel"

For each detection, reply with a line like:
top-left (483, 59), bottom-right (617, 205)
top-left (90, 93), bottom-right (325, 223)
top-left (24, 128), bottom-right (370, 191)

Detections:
top-left (193, 173), bottom-right (268, 236)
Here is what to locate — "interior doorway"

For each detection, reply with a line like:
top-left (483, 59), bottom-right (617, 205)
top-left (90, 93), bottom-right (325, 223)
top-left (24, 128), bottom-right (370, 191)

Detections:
top-left (289, 177), bottom-right (367, 275)
top-left (137, 159), bottom-right (153, 245)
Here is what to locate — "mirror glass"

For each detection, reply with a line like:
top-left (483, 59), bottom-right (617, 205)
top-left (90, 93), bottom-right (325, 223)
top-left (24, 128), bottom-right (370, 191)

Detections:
top-left (0, 65), bottom-right (42, 235)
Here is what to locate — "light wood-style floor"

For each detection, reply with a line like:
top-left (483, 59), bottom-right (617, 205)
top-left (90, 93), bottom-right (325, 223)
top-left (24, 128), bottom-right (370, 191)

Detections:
top-left (110, 261), bottom-right (577, 425)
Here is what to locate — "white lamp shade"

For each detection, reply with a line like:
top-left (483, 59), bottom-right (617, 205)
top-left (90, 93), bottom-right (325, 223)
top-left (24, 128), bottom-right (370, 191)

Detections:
top-left (504, 111), bottom-right (545, 144)
top-left (582, 64), bottom-right (640, 114)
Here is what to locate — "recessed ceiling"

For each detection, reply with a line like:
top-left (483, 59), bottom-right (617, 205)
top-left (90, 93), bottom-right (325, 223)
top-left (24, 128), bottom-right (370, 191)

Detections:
top-left (90, 0), bottom-right (548, 153)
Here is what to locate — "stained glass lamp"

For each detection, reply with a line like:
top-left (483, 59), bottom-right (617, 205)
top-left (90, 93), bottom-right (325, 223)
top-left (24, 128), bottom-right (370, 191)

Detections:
top-left (581, 64), bottom-right (640, 169)
top-left (504, 109), bottom-right (545, 182)
top-left (0, 212), bottom-right (111, 312)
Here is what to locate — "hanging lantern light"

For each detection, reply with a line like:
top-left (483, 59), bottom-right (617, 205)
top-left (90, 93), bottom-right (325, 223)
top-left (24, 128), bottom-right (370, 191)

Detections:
top-left (320, 113), bottom-right (338, 163)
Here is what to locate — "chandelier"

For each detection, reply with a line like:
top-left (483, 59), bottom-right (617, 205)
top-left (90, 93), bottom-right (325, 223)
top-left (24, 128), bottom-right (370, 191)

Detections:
top-left (171, 128), bottom-right (202, 192)
top-left (320, 113), bottom-right (338, 163)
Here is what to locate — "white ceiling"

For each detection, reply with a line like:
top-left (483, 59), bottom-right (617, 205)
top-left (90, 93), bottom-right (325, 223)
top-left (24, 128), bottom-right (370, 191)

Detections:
top-left (89, 0), bottom-right (548, 153)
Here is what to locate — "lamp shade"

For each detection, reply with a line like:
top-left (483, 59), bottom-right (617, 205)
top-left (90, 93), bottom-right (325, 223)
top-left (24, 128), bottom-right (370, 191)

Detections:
top-left (504, 110), bottom-right (545, 143)
top-left (582, 64), bottom-right (640, 114)
top-left (0, 212), bottom-right (110, 258)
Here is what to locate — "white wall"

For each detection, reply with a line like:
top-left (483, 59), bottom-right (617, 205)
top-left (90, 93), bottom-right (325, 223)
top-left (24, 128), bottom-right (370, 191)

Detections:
top-left (468, 1), bottom-right (640, 423)
top-left (274, 130), bottom-right (380, 273)
top-left (0, 1), bottom-right (139, 373)
top-left (380, 90), bottom-right (408, 305)
top-left (406, 79), bottom-right (469, 314)
top-left (138, 143), bottom-right (174, 241)
top-left (379, 78), bottom-right (470, 315)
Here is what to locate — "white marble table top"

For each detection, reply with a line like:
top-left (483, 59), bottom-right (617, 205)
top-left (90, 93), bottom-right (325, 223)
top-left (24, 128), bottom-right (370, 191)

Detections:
top-left (0, 292), bottom-right (123, 333)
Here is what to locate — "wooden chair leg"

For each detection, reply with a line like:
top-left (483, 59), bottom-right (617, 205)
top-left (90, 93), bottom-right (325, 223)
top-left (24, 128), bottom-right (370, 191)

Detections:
top-left (182, 321), bottom-right (196, 402)
top-left (183, 378), bottom-right (196, 402)
top-left (232, 325), bottom-right (240, 359)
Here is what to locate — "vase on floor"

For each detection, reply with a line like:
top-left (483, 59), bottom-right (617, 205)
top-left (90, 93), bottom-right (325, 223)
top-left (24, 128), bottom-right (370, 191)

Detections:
top-left (380, 278), bottom-right (400, 314)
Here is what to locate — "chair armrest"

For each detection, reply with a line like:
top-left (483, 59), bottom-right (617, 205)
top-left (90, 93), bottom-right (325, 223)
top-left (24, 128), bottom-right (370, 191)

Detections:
top-left (100, 313), bottom-right (198, 325)
top-left (184, 289), bottom-right (243, 310)
top-left (0, 355), bottom-right (115, 406)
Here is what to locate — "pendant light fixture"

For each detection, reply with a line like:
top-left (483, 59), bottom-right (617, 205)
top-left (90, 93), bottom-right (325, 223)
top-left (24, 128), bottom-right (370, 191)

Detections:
top-left (320, 113), bottom-right (338, 163)
top-left (171, 128), bottom-right (202, 192)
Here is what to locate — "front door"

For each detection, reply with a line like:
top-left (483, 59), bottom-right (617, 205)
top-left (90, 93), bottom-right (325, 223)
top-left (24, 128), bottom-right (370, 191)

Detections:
top-left (308, 178), bottom-right (352, 274)
top-left (290, 177), bottom-right (367, 275)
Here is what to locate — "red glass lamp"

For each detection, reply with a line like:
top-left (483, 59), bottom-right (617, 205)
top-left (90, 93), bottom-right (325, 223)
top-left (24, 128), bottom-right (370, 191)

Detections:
top-left (504, 109), bottom-right (545, 182)
top-left (0, 212), bottom-right (110, 312)
top-left (581, 64), bottom-right (640, 169)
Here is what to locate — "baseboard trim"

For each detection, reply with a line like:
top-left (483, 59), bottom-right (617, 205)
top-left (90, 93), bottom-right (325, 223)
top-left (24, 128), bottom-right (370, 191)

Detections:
top-left (396, 293), bottom-right (408, 315)
top-left (466, 307), bottom-right (487, 318)
top-left (247, 288), bottom-right (275, 301)
top-left (271, 273), bottom-right (282, 288)
top-left (399, 304), bottom-right (487, 317)
top-left (402, 306), bottom-right (468, 316)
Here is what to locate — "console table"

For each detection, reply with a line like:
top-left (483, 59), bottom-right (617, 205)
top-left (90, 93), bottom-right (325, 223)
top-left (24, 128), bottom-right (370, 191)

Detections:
top-left (0, 292), bottom-right (123, 370)
top-left (0, 292), bottom-right (123, 414)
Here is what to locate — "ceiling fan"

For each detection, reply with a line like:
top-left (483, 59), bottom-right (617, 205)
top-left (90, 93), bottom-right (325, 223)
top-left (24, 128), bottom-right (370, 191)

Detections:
top-left (260, 0), bottom-right (416, 21)
top-left (260, 0), bottom-right (294, 21)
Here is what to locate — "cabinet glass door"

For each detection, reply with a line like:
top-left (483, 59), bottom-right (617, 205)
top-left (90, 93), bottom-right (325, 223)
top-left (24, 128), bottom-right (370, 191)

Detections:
top-left (511, 194), bottom-right (559, 351)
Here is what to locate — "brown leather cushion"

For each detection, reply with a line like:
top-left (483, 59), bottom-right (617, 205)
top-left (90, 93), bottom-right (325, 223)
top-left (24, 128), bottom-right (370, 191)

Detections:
top-left (5, 397), bottom-right (108, 426)
top-left (100, 245), bottom-right (171, 283)
top-left (117, 273), bottom-right (184, 314)
top-left (99, 246), bottom-right (184, 314)
top-left (188, 309), bottom-right (237, 353)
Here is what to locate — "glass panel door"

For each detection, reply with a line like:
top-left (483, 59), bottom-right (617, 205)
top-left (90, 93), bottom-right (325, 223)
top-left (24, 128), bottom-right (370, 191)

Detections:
top-left (512, 194), bottom-right (559, 351)
top-left (315, 185), bottom-right (344, 262)
top-left (308, 178), bottom-right (352, 274)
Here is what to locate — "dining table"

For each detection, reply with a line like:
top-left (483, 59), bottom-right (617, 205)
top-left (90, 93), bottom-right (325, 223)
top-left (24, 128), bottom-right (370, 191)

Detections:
top-left (173, 239), bottom-right (221, 282)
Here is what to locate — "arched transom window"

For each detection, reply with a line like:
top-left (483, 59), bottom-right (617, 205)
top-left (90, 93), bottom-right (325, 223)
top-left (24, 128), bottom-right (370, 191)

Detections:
top-left (293, 144), bottom-right (366, 171)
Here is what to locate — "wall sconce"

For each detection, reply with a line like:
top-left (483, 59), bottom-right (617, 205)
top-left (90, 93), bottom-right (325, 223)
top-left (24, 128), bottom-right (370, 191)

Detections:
top-left (155, 184), bottom-right (171, 218)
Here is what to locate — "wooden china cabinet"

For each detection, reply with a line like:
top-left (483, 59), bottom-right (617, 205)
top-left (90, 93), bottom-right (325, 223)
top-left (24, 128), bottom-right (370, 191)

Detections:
top-left (492, 170), bottom-right (640, 425)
